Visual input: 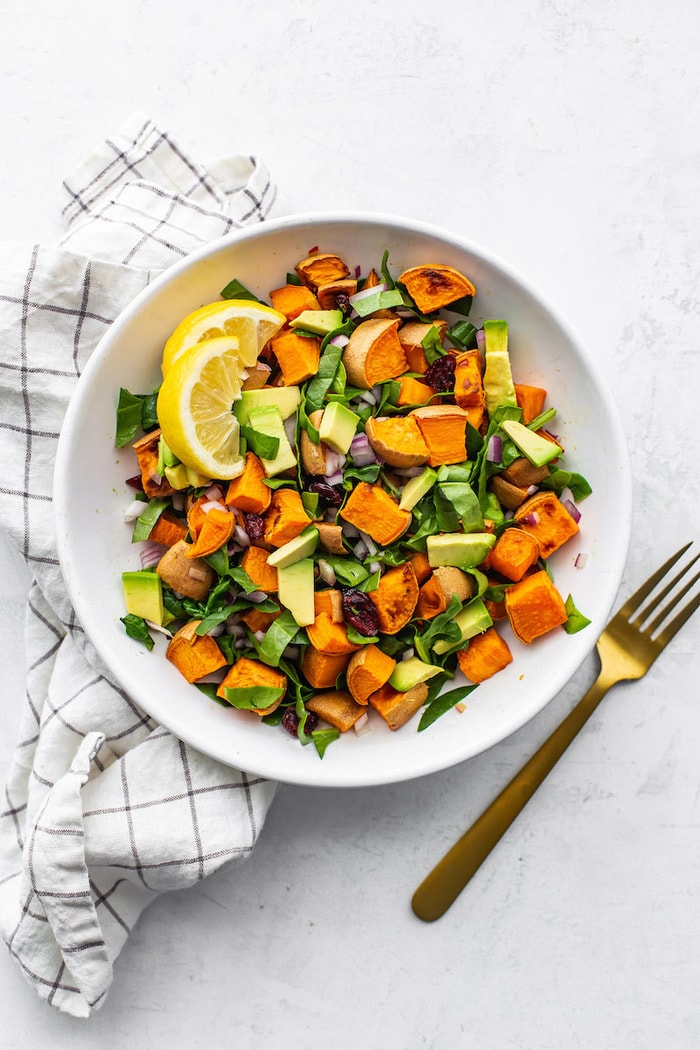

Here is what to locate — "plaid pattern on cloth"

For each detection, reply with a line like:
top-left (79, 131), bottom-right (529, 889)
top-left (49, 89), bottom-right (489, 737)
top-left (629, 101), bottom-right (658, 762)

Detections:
top-left (0, 114), bottom-right (278, 1018)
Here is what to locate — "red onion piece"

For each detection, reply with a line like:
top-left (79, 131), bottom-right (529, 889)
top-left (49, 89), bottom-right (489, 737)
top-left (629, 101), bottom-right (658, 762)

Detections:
top-left (318, 559), bottom-right (337, 586)
top-left (519, 512), bottom-right (539, 527)
top-left (283, 414), bottom-right (297, 446)
top-left (324, 449), bottom-right (341, 475)
top-left (329, 333), bottom-right (349, 347)
top-left (243, 590), bottom-right (269, 603)
top-left (358, 390), bottom-right (377, 406)
top-left (324, 470), bottom-right (344, 487)
top-left (354, 713), bottom-right (371, 735)
top-left (486, 435), bottom-right (502, 462)
top-left (139, 541), bottom-right (166, 569)
top-left (124, 498), bottom-right (147, 523)
top-left (352, 539), bottom-right (368, 560)
top-left (562, 498), bottom-right (581, 523)
top-left (204, 484), bottom-right (224, 502)
top-left (188, 566), bottom-right (209, 582)
top-left (526, 484), bottom-right (538, 495)
top-left (196, 668), bottom-right (227, 684)
top-left (358, 530), bottom-right (377, 557)
top-left (350, 434), bottom-right (378, 466)
top-left (476, 329), bottom-right (485, 346)
top-left (574, 552), bottom-right (588, 568)
top-left (233, 524), bottom-right (251, 547)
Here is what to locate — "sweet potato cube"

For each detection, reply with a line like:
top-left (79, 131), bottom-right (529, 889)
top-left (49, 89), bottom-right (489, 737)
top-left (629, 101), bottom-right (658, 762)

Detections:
top-left (339, 482), bottom-right (411, 546)
top-left (269, 283), bottom-right (320, 321)
top-left (409, 551), bottom-right (433, 584)
top-left (416, 574), bottom-right (448, 620)
top-left (166, 621), bottom-right (228, 683)
top-left (397, 321), bottom-right (446, 375)
top-left (411, 405), bottom-right (469, 467)
top-left (514, 383), bottom-right (547, 425)
top-left (157, 540), bottom-right (216, 601)
top-left (396, 376), bottom-right (437, 406)
top-left (306, 612), bottom-right (362, 655)
top-left (369, 681), bottom-right (429, 731)
top-left (457, 627), bottom-right (513, 683)
top-left (270, 329), bottom-right (321, 386)
top-left (225, 452), bottom-right (272, 514)
top-left (342, 318), bottom-right (409, 389)
top-left (314, 589), bottom-right (344, 623)
top-left (364, 415), bottom-right (429, 468)
top-left (148, 511), bottom-right (187, 548)
top-left (239, 607), bottom-right (280, 633)
top-left (295, 253), bottom-right (350, 292)
top-left (504, 570), bottom-right (568, 644)
top-left (216, 657), bottom-right (287, 716)
top-left (397, 264), bottom-right (476, 313)
top-left (263, 488), bottom-right (311, 547)
top-left (488, 528), bottom-right (540, 582)
top-left (490, 475), bottom-right (529, 512)
top-left (306, 689), bottom-right (366, 732)
top-left (301, 646), bottom-right (351, 689)
top-left (369, 563), bottom-right (419, 635)
top-left (501, 457), bottom-right (550, 489)
top-left (241, 545), bottom-right (279, 592)
top-left (514, 491), bottom-right (579, 558)
top-left (186, 507), bottom-right (234, 558)
top-left (453, 350), bottom-right (485, 410)
top-left (132, 428), bottom-right (175, 498)
top-left (346, 644), bottom-right (397, 706)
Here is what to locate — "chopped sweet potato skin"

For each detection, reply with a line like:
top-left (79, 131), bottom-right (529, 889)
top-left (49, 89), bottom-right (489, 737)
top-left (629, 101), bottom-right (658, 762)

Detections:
top-left (488, 528), bottom-right (540, 582)
top-left (263, 488), bottom-right (311, 547)
top-left (346, 644), bottom-right (397, 705)
top-left (339, 482), bottom-right (411, 547)
top-left (269, 284), bottom-right (319, 321)
top-left (225, 452), bottom-right (272, 514)
top-left (457, 627), bottom-right (513, 683)
top-left (314, 588), bottom-right (344, 622)
top-left (241, 545), bottom-right (279, 592)
top-left (397, 321), bottom-right (446, 376)
top-left (185, 507), bottom-right (234, 558)
top-left (216, 657), bottom-right (287, 716)
top-left (514, 491), bottom-right (579, 558)
top-left (409, 551), bottom-right (433, 584)
top-left (305, 689), bottom-right (366, 732)
top-left (156, 540), bottom-right (215, 601)
top-left (504, 570), bottom-right (568, 644)
top-left (301, 646), bottom-right (351, 689)
top-left (369, 563), bottom-right (419, 634)
top-left (166, 621), bottom-right (227, 683)
top-left (270, 329), bottom-right (321, 386)
top-left (369, 681), bottom-right (429, 730)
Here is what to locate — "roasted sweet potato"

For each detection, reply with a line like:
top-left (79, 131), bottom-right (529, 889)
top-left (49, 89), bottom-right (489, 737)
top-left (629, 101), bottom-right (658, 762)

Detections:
top-left (514, 383), bottom-right (547, 425)
top-left (316, 278), bottom-right (357, 309)
top-left (416, 574), bottom-right (447, 620)
top-left (166, 620), bottom-right (227, 683)
top-left (306, 689), bottom-right (366, 732)
top-left (339, 482), bottom-right (412, 546)
top-left (156, 540), bottom-right (215, 600)
top-left (241, 361), bottom-right (272, 390)
top-left (369, 563), bottom-right (419, 634)
top-left (411, 405), bottom-right (468, 467)
top-left (395, 376), bottom-right (437, 407)
top-left (269, 284), bottom-right (319, 321)
top-left (397, 321), bottom-right (446, 375)
top-left (456, 627), bottom-right (513, 683)
top-left (314, 588), bottom-right (344, 623)
top-left (504, 570), bottom-right (568, 644)
top-left (241, 545), bottom-right (279, 593)
top-left (186, 507), bottom-right (234, 558)
top-left (225, 452), bottom-right (272, 515)
top-left (397, 264), bottom-right (476, 313)
top-left (239, 606), bottom-right (280, 633)
top-left (488, 528), bottom-right (540, 582)
top-left (364, 415), bottom-right (429, 468)
top-left (368, 680), bottom-right (429, 730)
top-left (295, 253), bottom-right (350, 292)
top-left (300, 409), bottom-right (327, 475)
top-left (501, 457), bottom-right (550, 489)
top-left (132, 429), bottom-right (175, 498)
top-left (148, 511), bottom-right (187, 548)
top-left (346, 644), bottom-right (397, 705)
top-left (301, 645), bottom-right (351, 689)
top-left (409, 551), bottom-right (433, 584)
top-left (453, 350), bottom-right (486, 411)
top-left (270, 329), bottom-right (321, 386)
top-left (514, 491), bottom-right (579, 558)
top-left (306, 612), bottom-right (362, 655)
top-left (263, 488), bottom-right (311, 547)
top-left (490, 474), bottom-right (529, 511)
top-left (216, 657), bottom-right (287, 716)
top-left (342, 318), bottom-right (409, 389)
top-left (315, 522), bottom-right (346, 555)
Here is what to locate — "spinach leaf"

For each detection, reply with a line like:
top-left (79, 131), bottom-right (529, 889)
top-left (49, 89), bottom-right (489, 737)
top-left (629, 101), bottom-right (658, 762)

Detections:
top-left (120, 614), bottom-right (155, 651)
top-left (220, 277), bottom-right (264, 303)
top-left (239, 425), bottom-right (279, 460)
top-left (115, 388), bottom-right (154, 447)
top-left (131, 498), bottom-right (169, 543)
top-left (312, 728), bottom-right (340, 758)
top-left (414, 594), bottom-right (463, 662)
top-left (223, 686), bottom-right (286, 710)
top-left (256, 610), bottom-right (302, 667)
top-left (417, 684), bottom-right (478, 731)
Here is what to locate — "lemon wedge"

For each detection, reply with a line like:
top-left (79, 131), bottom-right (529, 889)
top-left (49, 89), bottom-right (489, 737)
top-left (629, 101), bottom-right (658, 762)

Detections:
top-left (161, 299), bottom-right (285, 374)
top-left (157, 336), bottom-right (247, 480)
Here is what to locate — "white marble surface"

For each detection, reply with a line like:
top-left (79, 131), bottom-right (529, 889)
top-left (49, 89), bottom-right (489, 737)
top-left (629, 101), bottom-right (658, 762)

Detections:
top-left (1, 1), bottom-right (699, 1046)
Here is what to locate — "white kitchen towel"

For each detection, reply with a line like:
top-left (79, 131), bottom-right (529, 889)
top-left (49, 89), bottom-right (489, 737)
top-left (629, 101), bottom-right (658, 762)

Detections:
top-left (0, 114), bottom-right (278, 1018)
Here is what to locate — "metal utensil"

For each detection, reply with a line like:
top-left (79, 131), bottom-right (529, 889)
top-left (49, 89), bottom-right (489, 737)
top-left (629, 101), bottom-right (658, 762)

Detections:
top-left (412, 543), bottom-right (700, 922)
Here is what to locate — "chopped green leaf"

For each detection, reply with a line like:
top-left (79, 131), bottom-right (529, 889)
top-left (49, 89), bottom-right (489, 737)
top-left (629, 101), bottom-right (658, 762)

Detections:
top-left (115, 388), bottom-right (146, 447)
top-left (131, 498), bottom-right (169, 543)
top-left (417, 684), bottom-right (477, 731)
top-left (239, 424), bottom-right (280, 460)
top-left (312, 727), bottom-right (340, 758)
top-left (120, 614), bottom-right (155, 651)
top-left (256, 610), bottom-right (302, 667)
top-left (223, 686), bottom-right (286, 710)
top-left (220, 277), bottom-right (263, 302)
top-left (563, 595), bottom-right (592, 634)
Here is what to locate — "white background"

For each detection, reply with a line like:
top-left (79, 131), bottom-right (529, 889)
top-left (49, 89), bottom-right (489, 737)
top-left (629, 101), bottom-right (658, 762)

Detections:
top-left (1, 1), bottom-right (699, 1047)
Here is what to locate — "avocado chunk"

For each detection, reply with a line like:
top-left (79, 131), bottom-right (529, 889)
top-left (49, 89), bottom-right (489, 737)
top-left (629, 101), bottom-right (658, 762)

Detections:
top-left (277, 558), bottom-right (315, 626)
top-left (318, 400), bottom-right (360, 455)
top-left (164, 462), bottom-right (190, 490)
top-left (289, 309), bottom-right (344, 336)
top-left (427, 532), bottom-right (496, 569)
top-left (267, 526), bottom-right (319, 569)
top-left (389, 655), bottom-right (443, 692)
top-left (122, 571), bottom-right (164, 625)
top-left (247, 405), bottom-right (297, 476)
top-left (433, 598), bottom-right (493, 655)
top-left (399, 467), bottom-right (437, 511)
top-left (482, 319), bottom-right (517, 417)
top-left (233, 385), bottom-right (301, 426)
top-left (501, 418), bottom-right (561, 467)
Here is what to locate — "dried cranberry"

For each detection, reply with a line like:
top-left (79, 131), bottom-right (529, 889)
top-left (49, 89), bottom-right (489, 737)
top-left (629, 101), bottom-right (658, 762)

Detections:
top-left (125, 474), bottom-right (144, 491)
top-left (335, 292), bottom-right (352, 317)
top-left (342, 588), bottom-right (379, 637)
top-left (425, 353), bottom-right (456, 392)
top-left (308, 481), bottom-right (343, 507)
top-left (282, 707), bottom-right (319, 738)
top-left (244, 513), bottom-right (265, 544)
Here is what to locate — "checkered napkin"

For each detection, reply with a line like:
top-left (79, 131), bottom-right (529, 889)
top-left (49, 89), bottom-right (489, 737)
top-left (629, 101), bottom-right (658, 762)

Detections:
top-left (0, 115), bottom-right (278, 1017)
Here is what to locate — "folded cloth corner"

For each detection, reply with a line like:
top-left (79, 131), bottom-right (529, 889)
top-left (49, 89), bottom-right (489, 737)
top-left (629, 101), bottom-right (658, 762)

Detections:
top-left (0, 114), bottom-right (278, 1018)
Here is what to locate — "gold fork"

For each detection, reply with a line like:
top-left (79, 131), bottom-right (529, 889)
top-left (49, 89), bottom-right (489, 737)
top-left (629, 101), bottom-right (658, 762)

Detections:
top-left (412, 542), bottom-right (700, 922)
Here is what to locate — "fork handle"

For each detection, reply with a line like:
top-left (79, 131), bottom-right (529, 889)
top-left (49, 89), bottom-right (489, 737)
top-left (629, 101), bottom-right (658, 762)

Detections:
top-left (411, 670), bottom-right (616, 922)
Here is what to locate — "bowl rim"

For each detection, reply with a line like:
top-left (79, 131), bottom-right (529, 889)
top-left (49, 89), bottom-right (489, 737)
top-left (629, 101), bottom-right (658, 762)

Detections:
top-left (53, 210), bottom-right (632, 787)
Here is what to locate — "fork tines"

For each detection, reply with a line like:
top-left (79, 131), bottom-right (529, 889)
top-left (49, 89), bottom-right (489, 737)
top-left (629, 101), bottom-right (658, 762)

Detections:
top-left (621, 542), bottom-right (700, 645)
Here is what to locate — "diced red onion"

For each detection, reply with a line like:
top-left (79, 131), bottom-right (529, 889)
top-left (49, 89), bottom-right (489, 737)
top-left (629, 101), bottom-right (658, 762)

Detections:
top-left (140, 541), bottom-right (166, 569)
top-left (504, 510), bottom-right (514, 520)
top-left (145, 619), bottom-right (173, 638)
top-left (124, 498), bottom-right (147, 523)
top-left (253, 629), bottom-right (266, 642)
top-left (207, 623), bottom-right (226, 637)
top-left (352, 539), bottom-right (368, 560)
top-left (308, 245), bottom-right (319, 254)
top-left (526, 484), bottom-right (538, 495)
top-left (228, 541), bottom-right (244, 555)
top-left (204, 484), bottom-right (224, 502)
top-left (354, 264), bottom-right (361, 278)
top-left (329, 333), bottom-right (349, 347)
top-left (148, 469), bottom-right (164, 485)
top-left (324, 449), bottom-right (341, 475)
top-left (368, 561), bottom-right (381, 574)
top-left (354, 713), bottom-right (371, 736)
top-left (324, 470), bottom-right (344, 486)
top-left (342, 522), bottom-right (359, 539)
top-left (171, 491), bottom-right (185, 512)
top-left (201, 499), bottom-right (226, 514)
top-left (476, 329), bottom-right (485, 346)
top-left (519, 512), bottom-right (539, 527)
top-left (243, 590), bottom-right (269, 603)
top-left (486, 435), bottom-right (502, 463)
top-left (358, 530), bottom-right (377, 557)
top-left (574, 552), bottom-right (588, 569)
top-left (562, 498), bottom-right (581, 523)
top-left (349, 282), bottom-right (386, 303)
top-left (350, 433), bottom-right (378, 466)
top-left (283, 645), bottom-right (300, 661)
top-left (318, 559), bottom-right (337, 586)
top-left (233, 524), bottom-right (251, 547)
top-left (358, 390), bottom-right (377, 406)
top-left (188, 567), bottom-right (209, 582)
top-left (234, 638), bottom-right (249, 649)
top-left (402, 647), bottom-right (415, 661)
top-left (226, 618), bottom-right (245, 636)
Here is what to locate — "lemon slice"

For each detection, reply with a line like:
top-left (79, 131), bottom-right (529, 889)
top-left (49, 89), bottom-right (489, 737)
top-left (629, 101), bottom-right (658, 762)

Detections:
top-left (161, 299), bottom-right (285, 374)
top-left (157, 336), bottom-right (246, 480)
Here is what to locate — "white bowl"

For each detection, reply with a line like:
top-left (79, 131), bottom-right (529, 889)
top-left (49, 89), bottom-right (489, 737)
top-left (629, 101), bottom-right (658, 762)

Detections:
top-left (54, 212), bottom-right (631, 788)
